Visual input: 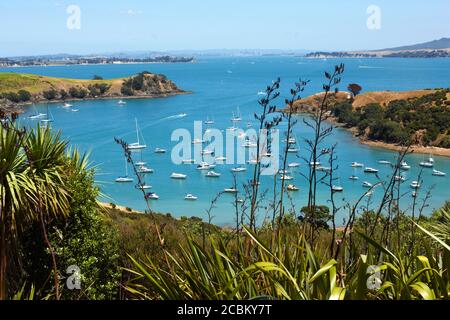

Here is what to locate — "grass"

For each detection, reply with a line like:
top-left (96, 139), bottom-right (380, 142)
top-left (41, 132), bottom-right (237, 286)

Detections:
top-left (0, 72), bottom-right (119, 94)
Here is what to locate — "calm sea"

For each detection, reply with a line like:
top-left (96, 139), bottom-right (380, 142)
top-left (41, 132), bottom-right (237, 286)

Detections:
top-left (2, 56), bottom-right (450, 225)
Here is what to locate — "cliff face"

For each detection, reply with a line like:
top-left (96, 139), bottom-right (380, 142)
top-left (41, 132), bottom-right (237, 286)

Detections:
top-left (0, 72), bottom-right (185, 109)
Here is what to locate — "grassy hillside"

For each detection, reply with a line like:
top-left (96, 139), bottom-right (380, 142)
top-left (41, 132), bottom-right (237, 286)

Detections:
top-left (292, 88), bottom-right (450, 150)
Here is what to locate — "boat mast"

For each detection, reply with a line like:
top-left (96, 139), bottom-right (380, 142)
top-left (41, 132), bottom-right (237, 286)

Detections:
top-left (135, 118), bottom-right (140, 145)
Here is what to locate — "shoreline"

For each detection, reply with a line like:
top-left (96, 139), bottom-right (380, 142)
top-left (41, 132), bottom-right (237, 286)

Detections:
top-left (1, 90), bottom-right (191, 114)
top-left (359, 139), bottom-right (450, 158)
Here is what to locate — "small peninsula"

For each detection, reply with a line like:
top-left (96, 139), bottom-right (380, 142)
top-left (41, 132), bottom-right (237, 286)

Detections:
top-left (292, 88), bottom-right (450, 157)
top-left (0, 71), bottom-right (187, 113)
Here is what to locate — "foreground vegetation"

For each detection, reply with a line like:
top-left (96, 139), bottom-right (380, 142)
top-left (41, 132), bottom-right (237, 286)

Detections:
top-left (1, 65), bottom-right (449, 301)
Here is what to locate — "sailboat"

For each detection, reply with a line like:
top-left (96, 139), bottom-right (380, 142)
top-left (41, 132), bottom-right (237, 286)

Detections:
top-left (40, 104), bottom-right (54, 124)
top-left (204, 116), bottom-right (215, 125)
top-left (28, 104), bottom-right (46, 120)
top-left (127, 118), bottom-right (147, 150)
top-left (116, 157), bottom-right (133, 183)
top-left (231, 107), bottom-right (242, 122)
top-left (118, 100), bottom-right (127, 105)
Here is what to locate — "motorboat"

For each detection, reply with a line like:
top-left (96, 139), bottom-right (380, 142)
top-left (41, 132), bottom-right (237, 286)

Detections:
top-left (215, 156), bottom-right (227, 162)
top-left (63, 103), bottom-right (73, 108)
top-left (206, 171), bottom-right (221, 178)
top-left (287, 148), bottom-right (299, 153)
top-left (280, 175), bottom-right (294, 181)
top-left (432, 169), bottom-right (446, 177)
top-left (155, 148), bottom-right (167, 154)
top-left (247, 159), bottom-right (258, 165)
top-left (378, 160), bottom-right (391, 165)
top-left (231, 167), bottom-right (247, 173)
top-left (394, 175), bottom-right (406, 182)
top-left (332, 186), bottom-right (344, 192)
top-left (242, 142), bottom-right (257, 148)
top-left (137, 165), bottom-right (154, 174)
top-left (184, 194), bottom-right (198, 201)
top-left (363, 181), bottom-right (373, 188)
top-left (135, 184), bottom-right (152, 190)
top-left (287, 185), bottom-right (300, 191)
top-left (400, 161), bottom-right (410, 169)
top-left (171, 173), bottom-right (187, 180)
top-left (118, 100), bottom-right (127, 105)
top-left (288, 163), bottom-right (300, 168)
top-left (419, 161), bottom-right (434, 168)
top-left (310, 161), bottom-right (321, 167)
top-left (224, 188), bottom-right (238, 193)
top-left (351, 162), bottom-right (364, 168)
top-left (410, 181), bottom-right (421, 189)
top-left (197, 162), bottom-right (216, 170)
top-left (192, 139), bottom-right (204, 144)
top-left (145, 192), bottom-right (159, 200)
top-left (201, 149), bottom-right (215, 156)
top-left (364, 167), bottom-right (379, 173)
top-left (349, 175), bottom-right (359, 181)
top-left (182, 159), bottom-right (195, 164)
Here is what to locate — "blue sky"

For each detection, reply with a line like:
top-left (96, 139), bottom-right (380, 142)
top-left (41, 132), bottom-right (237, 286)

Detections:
top-left (1, 0), bottom-right (450, 56)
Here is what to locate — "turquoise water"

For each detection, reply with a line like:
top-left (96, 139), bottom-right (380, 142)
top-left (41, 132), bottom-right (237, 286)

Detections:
top-left (2, 57), bottom-right (450, 225)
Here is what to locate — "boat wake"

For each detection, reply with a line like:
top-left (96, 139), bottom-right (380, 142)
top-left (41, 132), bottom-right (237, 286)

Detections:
top-left (359, 66), bottom-right (384, 69)
top-left (166, 113), bottom-right (188, 120)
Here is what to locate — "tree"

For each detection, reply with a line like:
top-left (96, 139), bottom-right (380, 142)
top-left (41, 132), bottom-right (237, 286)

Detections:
top-left (347, 83), bottom-right (362, 97)
top-left (17, 90), bottom-right (31, 102)
top-left (0, 124), bottom-right (71, 299)
top-left (60, 89), bottom-right (68, 100)
top-left (92, 75), bottom-right (103, 80)
top-left (43, 89), bottom-right (57, 100)
top-left (21, 150), bottom-right (120, 300)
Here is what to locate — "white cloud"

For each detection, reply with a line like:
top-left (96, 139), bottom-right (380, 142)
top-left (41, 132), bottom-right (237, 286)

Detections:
top-left (122, 9), bottom-right (143, 16)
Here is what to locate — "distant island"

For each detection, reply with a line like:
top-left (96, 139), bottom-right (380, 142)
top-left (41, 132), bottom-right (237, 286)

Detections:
top-left (306, 37), bottom-right (450, 58)
top-left (293, 88), bottom-right (450, 156)
top-left (0, 71), bottom-right (186, 113)
top-left (0, 55), bottom-right (195, 67)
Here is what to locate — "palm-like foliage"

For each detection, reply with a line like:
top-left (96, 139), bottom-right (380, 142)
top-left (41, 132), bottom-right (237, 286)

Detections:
top-left (0, 124), bottom-right (71, 299)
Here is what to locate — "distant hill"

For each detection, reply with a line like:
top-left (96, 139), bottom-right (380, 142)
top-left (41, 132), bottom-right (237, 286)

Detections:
top-left (380, 37), bottom-right (450, 51)
top-left (306, 38), bottom-right (450, 58)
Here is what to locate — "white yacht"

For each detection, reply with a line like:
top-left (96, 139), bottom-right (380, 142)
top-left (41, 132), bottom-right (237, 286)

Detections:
top-left (182, 159), bottom-right (195, 164)
top-left (154, 148), bottom-right (167, 154)
top-left (247, 159), bottom-right (258, 165)
top-left (118, 100), bottom-right (127, 105)
top-left (420, 161), bottom-right (434, 168)
top-left (349, 175), bottom-right (359, 181)
top-left (171, 173), bottom-right (187, 180)
top-left (332, 186), bottom-right (344, 192)
top-left (201, 149), bottom-right (215, 156)
top-left (410, 181), bottom-right (421, 189)
top-left (127, 119), bottom-right (147, 150)
top-left (63, 103), bottom-right (73, 108)
top-left (135, 184), bottom-right (152, 190)
top-left (184, 194), bottom-right (198, 201)
top-left (231, 167), bottom-right (247, 173)
top-left (310, 161), bottom-right (321, 167)
top-left (363, 181), bottom-right (373, 188)
top-left (192, 139), bottom-right (204, 144)
top-left (288, 163), bottom-right (300, 168)
top-left (287, 148), bottom-right (299, 153)
top-left (287, 185), bottom-right (300, 191)
top-left (242, 142), bottom-right (257, 148)
top-left (394, 175), bottom-right (406, 182)
top-left (364, 167), bottom-right (379, 173)
top-left (400, 161), bottom-right (411, 170)
top-left (432, 169), bottom-right (446, 177)
top-left (206, 171), bottom-right (221, 178)
top-left (197, 162), bottom-right (215, 170)
top-left (224, 188), bottom-right (238, 193)
top-left (71, 109), bottom-right (80, 113)
top-left (215, 156), bottom-right (227, 162)
top-left (145, 192), bottom-right (159, 200)
top-left (378, 160), bottom-right (391, 165)
top-left (137, 166), bottom-right (154, 174)
top-left (280, 175), bottom-right (294, 181)
top-left (351, 162), bottom-right (364, 168)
